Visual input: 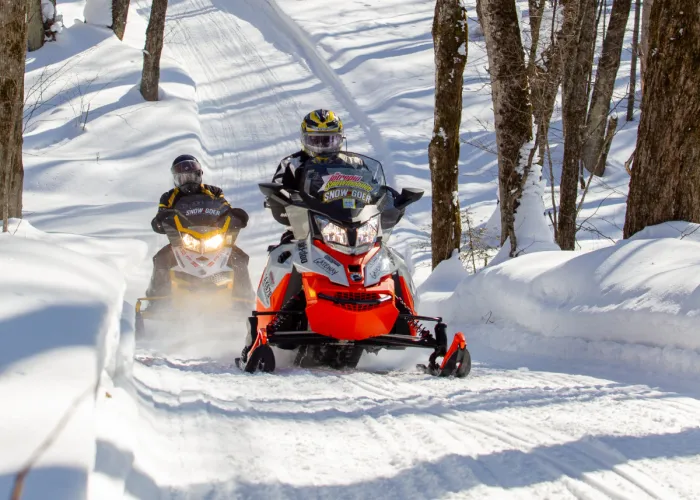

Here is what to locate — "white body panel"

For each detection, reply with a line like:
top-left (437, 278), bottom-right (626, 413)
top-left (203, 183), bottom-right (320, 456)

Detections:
top-left (171, 246), bottom-right (234, 278)
top-left (256, 236), bottom-right (417, 308)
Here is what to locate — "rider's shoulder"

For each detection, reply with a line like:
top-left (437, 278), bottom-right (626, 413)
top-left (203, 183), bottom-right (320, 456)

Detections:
top-left (159, 188), bottom-right (177, 203)
top-left (280, 150), bottom-right (308, 167)
top-left (202, 184), bottom-right (224, 197)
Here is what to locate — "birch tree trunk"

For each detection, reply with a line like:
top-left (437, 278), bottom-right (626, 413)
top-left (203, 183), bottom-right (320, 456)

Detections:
top-left (428, 0), bottom-right (467, 269)
top-left (140, 0), bottom-right (168, 102)
top-left (0, 0), bottom-right (28, 230)
top-left (477, 0), bottom-right (533, 256)
top-left (112, 0), bottom-right (130, 41)
top-left (557, 0), bottom-right (596, 249)
top-left (623, 0), bottom-right (700, 238)
top-left (582, 0), bottom-right (632, 176)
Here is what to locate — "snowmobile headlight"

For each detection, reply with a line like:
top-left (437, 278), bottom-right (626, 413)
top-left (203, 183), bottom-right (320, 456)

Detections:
top-left (356, 217), bottom-right (379, 247)
top-left (181, 233), bottom-right (201, 252)
top-left (203, 234), bottom-right (224, 252)
top-left (315, 215), bottom-right (348, 246)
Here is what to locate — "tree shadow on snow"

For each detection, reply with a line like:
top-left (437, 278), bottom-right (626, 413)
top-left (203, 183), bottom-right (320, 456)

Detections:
top-left (170, 428), bottom-right (700, 499)
top-left (0, 301), bottom-right (109, 375)
top-left (0, 466), bottom-right (87, 500)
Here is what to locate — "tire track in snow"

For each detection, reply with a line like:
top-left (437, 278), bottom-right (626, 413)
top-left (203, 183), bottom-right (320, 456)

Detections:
top-left (437, 412), bottom-right (670, 499)
top-left (247, 0), bottom-right (396, 184)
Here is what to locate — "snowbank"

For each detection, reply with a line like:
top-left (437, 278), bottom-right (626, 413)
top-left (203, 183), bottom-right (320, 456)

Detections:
top-left (0, 221), bottom-right (142, 500)
top-left (83, 0), bottom-right (112, 27)
top-left (441, 225), bottom-right (700, 374)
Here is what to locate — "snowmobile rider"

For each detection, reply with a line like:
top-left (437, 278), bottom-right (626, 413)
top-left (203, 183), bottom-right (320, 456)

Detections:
top-left (269, 109), bottom-right (364, 244)
top-left (145, 154), bottom-right (250, 299)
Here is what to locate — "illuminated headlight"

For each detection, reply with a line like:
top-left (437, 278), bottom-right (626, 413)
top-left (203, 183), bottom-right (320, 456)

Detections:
top-left (315, 215), bottom-right (348, 246)
top-left (356, 217), bottom-right (379, 246)
top-left (181, 233), bottom-right (201, 252)
top-left (203, 234), bottom-right (224, 252)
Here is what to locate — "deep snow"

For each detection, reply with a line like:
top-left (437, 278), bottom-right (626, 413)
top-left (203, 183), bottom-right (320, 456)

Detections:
top-left (4, 0), bottom-right (700, 498)
top-left (0, 220), bottom-right (141, 500)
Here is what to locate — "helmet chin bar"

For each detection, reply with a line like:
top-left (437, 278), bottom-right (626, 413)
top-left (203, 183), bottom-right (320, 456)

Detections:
top-left (178, 182), bottom-right (201, 194)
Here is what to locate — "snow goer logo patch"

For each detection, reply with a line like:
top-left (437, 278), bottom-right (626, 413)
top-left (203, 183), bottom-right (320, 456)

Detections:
top-left (323, 188), bottom-right (372, 204)
top-left (319, 173), bottom-right (372, 192)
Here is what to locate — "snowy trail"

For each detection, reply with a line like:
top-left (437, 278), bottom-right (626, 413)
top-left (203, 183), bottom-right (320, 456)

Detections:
top-left (118, 0), bottom-right (700, 498)
top-left (127, 346), bottom-right (700, 499)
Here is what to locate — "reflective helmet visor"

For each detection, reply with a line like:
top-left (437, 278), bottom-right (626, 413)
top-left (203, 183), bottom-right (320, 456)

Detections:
top-left (302, 132), bottom-right (343, 155)
top-left (172, 159), bottom-right (202, 187)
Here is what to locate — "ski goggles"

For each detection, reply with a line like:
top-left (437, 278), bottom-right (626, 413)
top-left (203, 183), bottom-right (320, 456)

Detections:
top-left (303, 132), bottom-right (344, 154)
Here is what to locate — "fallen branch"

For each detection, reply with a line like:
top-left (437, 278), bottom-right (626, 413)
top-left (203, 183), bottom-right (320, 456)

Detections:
top-left (10, 384), bottom-right (97, 500)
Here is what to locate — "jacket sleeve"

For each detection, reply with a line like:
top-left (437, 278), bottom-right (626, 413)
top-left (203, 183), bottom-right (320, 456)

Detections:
top-left (273, 155), bottom-right (304, 190)
top-left (272, 159), bottom-right (287, 184)
top-left (151, 191), bottom-right (173, 234)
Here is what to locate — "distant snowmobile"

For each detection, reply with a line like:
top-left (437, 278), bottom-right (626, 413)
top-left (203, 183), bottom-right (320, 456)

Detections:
top-left (237, 152), bottom-right (470, 377)
top-left (135, 195), bottom-right (254, 335)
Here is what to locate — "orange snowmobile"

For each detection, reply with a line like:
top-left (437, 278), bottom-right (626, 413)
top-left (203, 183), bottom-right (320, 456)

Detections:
top-left (236, 153), bottom-right (470, 377)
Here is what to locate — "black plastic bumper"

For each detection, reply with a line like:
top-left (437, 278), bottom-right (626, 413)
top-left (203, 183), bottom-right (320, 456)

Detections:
top-left (265, 330), bottom-right (439, 349)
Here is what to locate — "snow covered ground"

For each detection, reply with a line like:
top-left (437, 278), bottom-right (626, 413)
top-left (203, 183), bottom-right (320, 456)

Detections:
top-left (3, 0), bottom-right (699, 498)
top-left (0, 220), bottom-right (142, 499)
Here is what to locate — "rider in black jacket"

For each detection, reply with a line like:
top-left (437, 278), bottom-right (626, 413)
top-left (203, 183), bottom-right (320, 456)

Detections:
top-left (145, 154), bottom-right (250, 299)
top-left (268, 109), bottom-right (364, 244)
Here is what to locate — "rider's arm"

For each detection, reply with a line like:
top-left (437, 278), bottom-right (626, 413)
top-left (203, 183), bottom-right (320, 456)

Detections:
top-left (273, 154), bottom-right (306, 190)
top-left (151, 191), bottom-right (174, 234)
top-left (272, 159), bottom-right (287, 185)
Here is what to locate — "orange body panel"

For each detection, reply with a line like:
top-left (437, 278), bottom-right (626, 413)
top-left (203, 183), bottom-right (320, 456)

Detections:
top-left (303, 274), bottom-right (398, 340)
top-left (440, 332), bottom-right (467, 369)
top-left (255, 241), bottom-right (410, 341)
top-left (304, 242), bottom-right (399, 340)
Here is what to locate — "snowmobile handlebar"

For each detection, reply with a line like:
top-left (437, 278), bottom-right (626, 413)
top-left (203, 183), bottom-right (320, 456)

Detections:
top-left (258, 182), bottom-right (424, 211)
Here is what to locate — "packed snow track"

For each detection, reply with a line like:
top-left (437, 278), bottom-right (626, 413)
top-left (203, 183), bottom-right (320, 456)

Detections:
top-left (126, 349), bottom-right (700, 499)
top-left (110, 0), bottom-right (700, 498)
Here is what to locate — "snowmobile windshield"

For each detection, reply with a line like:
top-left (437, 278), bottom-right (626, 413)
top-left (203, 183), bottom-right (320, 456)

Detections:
top-left (172, 195), bottom-right (231, 229)
top-left (299, 153), bottom-right (386, 223)
top-left (164, 195), bottom-right (238, 252)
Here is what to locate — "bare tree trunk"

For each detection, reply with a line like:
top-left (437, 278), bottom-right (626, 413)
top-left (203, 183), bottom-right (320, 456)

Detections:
top-left (623, 0), bottom-right (700, 238)
top-left (557, 0), bottom-right (597, 249)
top-left (531, 31), bottom-right (563, 156)
top-left (428, 0), bottom-right (467, 269)
top-left (0, 0), bottom-right (28, 231)
top-left (112, 0), bottom-right (130, 41)
top-left (478, 0), bottom-right (533, 257)
top-left (140, 0), bottom-right (168, 102)
top-left (640, 0), bottom-right (652, 93)
top-left (527, 0), bottom-right (547, 75)
top-left (28, 0), bottom-right (44, 52)
top-left (626, 0), bottom-right (641, 121)
top-left (10, 72), bottom-right (25, 219)
top-left (582, 0), bottom-right (632, 176)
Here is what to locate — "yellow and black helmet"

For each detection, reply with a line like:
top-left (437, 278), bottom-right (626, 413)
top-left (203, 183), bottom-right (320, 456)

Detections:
top-left (300, 109), bottom-right (344, 156)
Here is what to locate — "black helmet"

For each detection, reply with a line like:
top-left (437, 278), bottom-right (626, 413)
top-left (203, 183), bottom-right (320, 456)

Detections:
top-left (300, 109), bottom-right (344, 156)
top-left (171, 154), bottom-right (202, 193)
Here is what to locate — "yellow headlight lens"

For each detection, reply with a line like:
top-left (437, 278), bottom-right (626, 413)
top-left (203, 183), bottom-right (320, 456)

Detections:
top-left (203, 234), bottom-right (224, 252)
top-left (181, 233), bottom-right (201, 252)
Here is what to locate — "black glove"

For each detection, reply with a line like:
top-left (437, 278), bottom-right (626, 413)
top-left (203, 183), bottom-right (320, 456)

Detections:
top-left (228, 207), bottom-right (249, 228)
top-left (155, 209), bottom-right (172, 222)
top-left (151, 209), bottom-right (173, 234)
